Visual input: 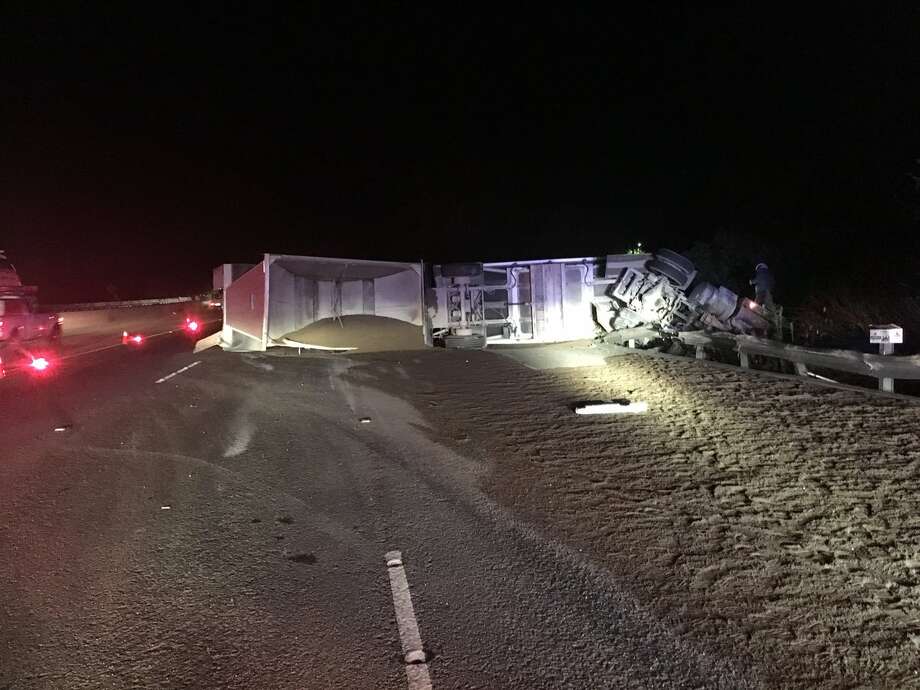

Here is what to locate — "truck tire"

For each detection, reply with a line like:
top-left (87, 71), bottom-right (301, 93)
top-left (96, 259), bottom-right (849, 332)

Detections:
top-left (655, 249), bottom-right (695, 273)
top-left (46, 325), bottom-right (62, 347)
top-left (440, 262), bottom-right (483, 278)
top-left (647, 259), bottom-right (692, 287)
top-left (444, 333), bottom-right (486, 350)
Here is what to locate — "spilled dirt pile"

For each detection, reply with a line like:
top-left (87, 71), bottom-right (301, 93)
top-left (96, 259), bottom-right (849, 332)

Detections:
top-left (283, 315), bottom-right (425, 352)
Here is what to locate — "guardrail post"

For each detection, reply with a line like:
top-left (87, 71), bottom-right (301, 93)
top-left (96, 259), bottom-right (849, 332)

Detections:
top-left (739, 350), bottom-right (750, 368)
top-left (795, 362), bottom-right (808, 377)
top-left (879, 342), bottom-right (895, 392)
top-left (695, 345), bottom-right (707, 360)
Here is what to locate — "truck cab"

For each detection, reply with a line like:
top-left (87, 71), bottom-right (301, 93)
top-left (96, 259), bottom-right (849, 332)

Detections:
top-left (0, 291), bottom-right (61, 344)
top-left (0, 252), bottom-right (62, 347)
top-left (0, 252), bottom-right (20, 287)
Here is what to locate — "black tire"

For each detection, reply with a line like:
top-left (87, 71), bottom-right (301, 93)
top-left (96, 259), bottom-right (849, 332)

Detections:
top-left (2, 332), bottom-right (25, 367)
top-left (46, 325), bottom-right (63, 353)
top-left (647, 259), bottom-right (692, 287)
top-left (655, 249), bottom-right (695, 273)
top-left (653, 253), bottom-right (695, 282)
top-left (444, 333), bottom-right (486, 350)
top-left (440, 262), bottom-right (483, 278)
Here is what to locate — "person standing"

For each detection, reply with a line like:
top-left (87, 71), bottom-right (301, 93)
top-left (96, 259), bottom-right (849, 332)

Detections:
top-left (750, 262), bottom-right (775, 309)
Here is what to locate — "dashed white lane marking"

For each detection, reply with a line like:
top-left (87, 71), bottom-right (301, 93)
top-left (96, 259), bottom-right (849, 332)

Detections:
top-left (405, 664), bottom-right (433, 689)
top-left (155, 360), bottom-right (202, 384)
top-left (385, 551), bottom-right (433, 690)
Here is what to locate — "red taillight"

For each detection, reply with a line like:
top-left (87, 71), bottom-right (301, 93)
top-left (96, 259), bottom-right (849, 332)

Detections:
top-left (187, 320), bottom-right (199, 332)
top-left (30, 357), bottom-right (50, 372)
top-left (132, 334), bottom-right (143, 344)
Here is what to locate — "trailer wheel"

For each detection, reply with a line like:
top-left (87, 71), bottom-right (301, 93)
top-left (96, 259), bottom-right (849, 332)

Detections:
top-left (440, 262), bottom-right (483, 278)
top-left (444, 333), bottom-right (486, 350)
top-left (647, 259), bottom-right (692, 287)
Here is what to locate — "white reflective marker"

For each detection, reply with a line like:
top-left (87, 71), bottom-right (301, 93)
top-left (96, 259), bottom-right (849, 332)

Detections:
top-left (384, 550), bottom-right (433, 690)
top-left (575, 401), bottom-right (648, 415)
top-left (155, 360), bottom-right (202, 384)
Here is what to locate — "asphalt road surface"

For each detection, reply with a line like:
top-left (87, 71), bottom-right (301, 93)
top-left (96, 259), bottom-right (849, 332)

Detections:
top-left (0, 332), bottom-right (754, 688)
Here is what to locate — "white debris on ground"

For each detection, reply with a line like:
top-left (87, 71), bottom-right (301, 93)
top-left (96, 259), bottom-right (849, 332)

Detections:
top-left (574, 400), bottom-right (649, 414)
top-left (193, 331), bottom-right (222, 353)
top-left (355, 347), bottom-right (920, 688)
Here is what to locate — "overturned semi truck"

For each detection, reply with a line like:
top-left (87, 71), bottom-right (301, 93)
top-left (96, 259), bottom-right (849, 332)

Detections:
top-left (591, 249), bottom-right (769, 339)
top-left (430, 249), bottom-right (771, 349)
top-left (217, 250), bottom-right (772, 352)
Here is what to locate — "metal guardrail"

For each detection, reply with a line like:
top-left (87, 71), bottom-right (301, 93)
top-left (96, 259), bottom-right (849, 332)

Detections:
top-left (678, 330), bottom-right (920, 391)
top-left (44, 296), bottom-right (199, 312)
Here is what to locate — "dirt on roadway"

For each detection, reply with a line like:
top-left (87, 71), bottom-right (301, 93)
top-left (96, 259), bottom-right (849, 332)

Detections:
top-left (352, 346), bottom-right (920, 688)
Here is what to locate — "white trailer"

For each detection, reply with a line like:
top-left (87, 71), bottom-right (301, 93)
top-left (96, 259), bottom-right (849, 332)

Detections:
top-left (430, 255), bottom-right (647, 347)
top-left (218, 252), bottom-right (656, 352)
top-left (218, 254), bottom-right (426, 351)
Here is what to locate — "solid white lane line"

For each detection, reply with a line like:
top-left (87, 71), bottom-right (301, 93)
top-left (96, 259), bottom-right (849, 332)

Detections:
top-left (155, 360), bottom-right (202, 384)
top-left (385, 550), bottom-right (433, 690)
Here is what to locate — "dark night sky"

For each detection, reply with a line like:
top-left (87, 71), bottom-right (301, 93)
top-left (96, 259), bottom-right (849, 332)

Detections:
top-left (2, 5), bottom-right (919, 302)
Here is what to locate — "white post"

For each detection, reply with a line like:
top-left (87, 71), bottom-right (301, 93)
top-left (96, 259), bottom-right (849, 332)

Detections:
top-left (879, 342), bottom-right (894, 392)
top-left (869, 324), bottom-right (902, 394)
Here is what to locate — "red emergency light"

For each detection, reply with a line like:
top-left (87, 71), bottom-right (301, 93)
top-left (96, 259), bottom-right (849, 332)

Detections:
top-left (29, 357), bottom-right (51, 372)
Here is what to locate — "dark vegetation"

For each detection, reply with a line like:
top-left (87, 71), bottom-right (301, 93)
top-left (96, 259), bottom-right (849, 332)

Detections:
top-left (685, 222), bottom-right (920, 354)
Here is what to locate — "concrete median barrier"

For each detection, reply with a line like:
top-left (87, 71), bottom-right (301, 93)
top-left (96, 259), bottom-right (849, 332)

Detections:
top-left (59, 304), bottom-right (191, 336)
top-left (56, 304), bottom-right (219, 357)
